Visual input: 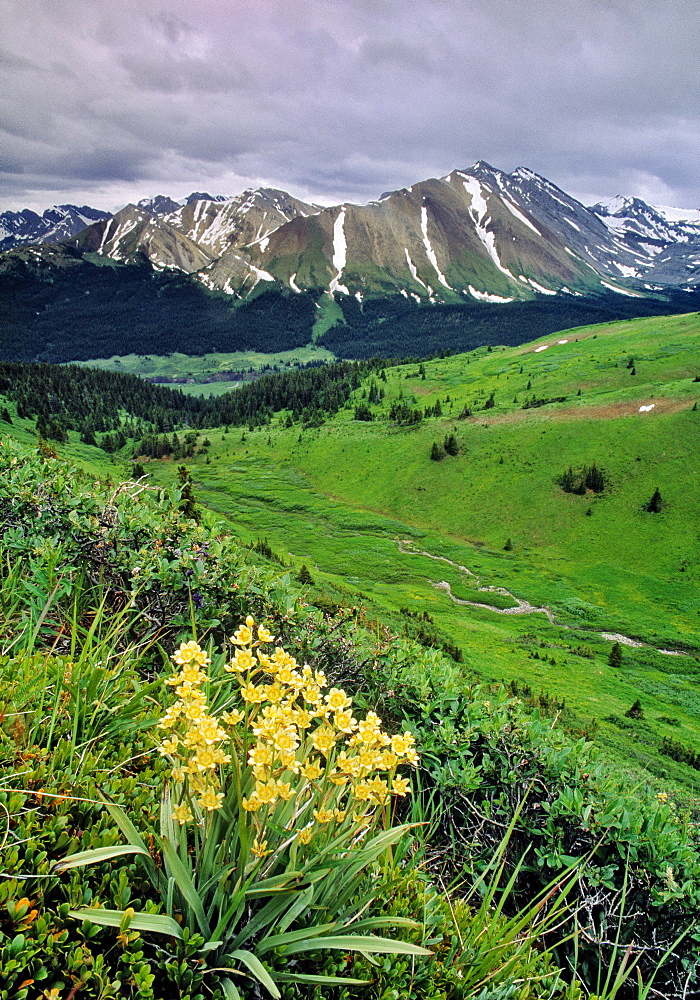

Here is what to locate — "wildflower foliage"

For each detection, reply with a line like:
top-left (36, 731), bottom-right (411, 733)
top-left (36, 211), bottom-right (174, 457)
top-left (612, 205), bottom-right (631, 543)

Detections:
top-left (61, 619), bottom-right (427, 998)
top-left (159, 619), bottom-right (417, 845)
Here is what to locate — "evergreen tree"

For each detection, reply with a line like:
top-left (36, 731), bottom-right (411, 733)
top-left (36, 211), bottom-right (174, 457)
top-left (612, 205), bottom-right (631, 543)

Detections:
top-left (645, 488), bottom-right (663, 513)
top-left (504, 537), bottom-right (513, 551)
top-left (443, 433), bottom-right (459, 456)
top-left (625, 698), bottom-right (644, 719)
top-left (430, 441), bottom-right (445, 461)
top-left (177, 465), bottom-right (199, 521)
top-left (608, 642), bottom-right (623, 668)
top-left (297, 564), bottom-right (314, 585)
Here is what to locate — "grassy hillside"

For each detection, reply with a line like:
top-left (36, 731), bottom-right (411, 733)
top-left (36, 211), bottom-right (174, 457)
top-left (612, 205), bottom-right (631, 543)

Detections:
top-left (3, 316), bottom-right (700, 997)
top-left (2, 312), bottom-right (699, 793)
top-left (134, 312), bottom-right (700, 789)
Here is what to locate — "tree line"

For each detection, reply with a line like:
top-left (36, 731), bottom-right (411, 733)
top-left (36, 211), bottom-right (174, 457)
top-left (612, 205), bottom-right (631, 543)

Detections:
top-left (0, 357), bottom-right (387, 445)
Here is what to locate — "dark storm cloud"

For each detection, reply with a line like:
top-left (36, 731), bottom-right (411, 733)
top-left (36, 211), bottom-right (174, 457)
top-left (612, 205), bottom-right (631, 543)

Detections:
top-left (1, 0), bottom-right (698, 212)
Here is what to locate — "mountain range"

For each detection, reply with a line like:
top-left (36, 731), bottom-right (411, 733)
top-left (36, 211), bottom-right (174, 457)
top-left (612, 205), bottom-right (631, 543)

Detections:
top-left (2, 163), bottom-right (699, 304)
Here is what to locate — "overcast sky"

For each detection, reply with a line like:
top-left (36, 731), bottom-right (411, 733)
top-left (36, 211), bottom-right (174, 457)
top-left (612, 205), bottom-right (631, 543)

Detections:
top-left (2, 0), bottom-right (698, 214)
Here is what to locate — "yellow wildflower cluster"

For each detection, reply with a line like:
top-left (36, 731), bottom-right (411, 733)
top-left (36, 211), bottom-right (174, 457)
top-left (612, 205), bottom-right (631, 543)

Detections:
top-left (157, 618), bottom-right (418, 842)
top-left (157, 640), bottom-right (230, 824)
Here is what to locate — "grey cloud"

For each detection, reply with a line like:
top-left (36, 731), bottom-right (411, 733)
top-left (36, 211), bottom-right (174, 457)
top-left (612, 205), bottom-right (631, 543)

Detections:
top-left (0, 0), bottom-right (698, 212)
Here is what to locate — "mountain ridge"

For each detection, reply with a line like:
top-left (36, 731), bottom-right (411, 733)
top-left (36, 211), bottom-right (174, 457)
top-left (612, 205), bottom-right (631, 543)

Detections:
top-left (3, 166), bottom-right (699, 303)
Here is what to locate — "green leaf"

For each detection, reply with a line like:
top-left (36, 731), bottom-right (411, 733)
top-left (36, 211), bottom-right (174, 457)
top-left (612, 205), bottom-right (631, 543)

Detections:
top-left (225, 949), bottom-right (280, 999)
top-left (273, 972), bottom-right (370, 986)
top-left (281, 934), bottom-right (432, 956)
top-left (159, 836), bottom-right (211, 938)
top-left (51, 845), bottom-right (149, 872)
top-left (255, 922), bottom-right (339, 956)
top-left (68, 907), bottom-right (183, 939)
top-left (219, 978), bottom-right (241, 1000)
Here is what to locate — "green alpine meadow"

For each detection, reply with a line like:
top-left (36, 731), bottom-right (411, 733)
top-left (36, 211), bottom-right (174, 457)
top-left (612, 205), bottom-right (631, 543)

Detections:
top-left (1, 310), bottom-right (699, 999)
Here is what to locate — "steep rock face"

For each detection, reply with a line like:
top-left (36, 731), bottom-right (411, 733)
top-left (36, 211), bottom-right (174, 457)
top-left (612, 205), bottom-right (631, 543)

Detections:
top-left (136, 195), bottom-right (183, 216)
top-left (11, 164), bottom-right (700, 299)
top-left (241, 165), bottom-right (602, 301)
top-left (72, 205), bottom-right (215, 273)
top-left (163, 189), bottom-right (320, 258)
top-left (0, 205), bottom-right (110, 252)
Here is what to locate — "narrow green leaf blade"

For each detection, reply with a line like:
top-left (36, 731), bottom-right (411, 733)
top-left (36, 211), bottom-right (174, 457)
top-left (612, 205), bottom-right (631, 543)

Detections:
top-left (68, 907), bottom-right (183, 939)
top-left (226, 950), bottom-right (280, 999)
top-left (51, 845), bottom-right (149, 872)
top-left (273, 972), bottom-right (370, 986)
top-left (255, 922), bottom-right (339, 956)
top-left (283, 934), bottom-right (432, 956)
top-left (160, 836), bottom-right (211, 938)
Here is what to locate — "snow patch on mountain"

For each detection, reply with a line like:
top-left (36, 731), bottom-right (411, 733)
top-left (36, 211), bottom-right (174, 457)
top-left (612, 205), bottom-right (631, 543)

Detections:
top-left (502, 197), bottom-right (541, 235)
top-left (468, 285), bottom-right (513, 303)
top-left (329, 208), bottom-right (349, 297)
top-left (528, 279), bottom-right (557, 295)
top-left (462, 178), bottom-right (517, 283)
top-left (601, 280), bottom-right (644, 297)
top-left (405, 248), bottom-right (428, 290)
top-left (420, 206), bottom-right (452, 289)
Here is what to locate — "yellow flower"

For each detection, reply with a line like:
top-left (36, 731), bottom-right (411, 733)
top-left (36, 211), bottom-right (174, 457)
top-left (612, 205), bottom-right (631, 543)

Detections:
top-left (277, 665), bottom-right (301, 687)
top-left (311, 727), bottom-right (337, 756)
top-left (391, 776), bottom-right (411, 796)
top-left (242, 794), bottom-right (262, 812)
top-left (240, 682), bottom-right (266, 704)
top-left (248, 743), bottom-right (274, 767)
top-left (272, 729), bottom-right (300, 754)
top-left (291, 707), bottom-right (313, 729)
top-left (257, 651), bottom-right (274, 670)
top-left (231, 619), bottom-right (254, 645)
top-left (334, 808), bottom-right (347, 822)
top-left (276, 780), bottom-right (294, 800)
top-left (251, 837), bottom-right (271, 859)
top-left (180, 663), bottom-right (208, 685)
top-left (277, 750), bottom-right (300, 772)
top-left (656, 791), bottom-right (669, 803)
top-left (195, 717), bottom-right (228, 744)
top-left (171, 767), bottom-right (185, 782)
top-left (225, 649), bottom-right (256, 673)
top-left (173, 640), bottom-right (210, 667)
top-left (158, 736), bottom-right (179, 756)
top-left (197, 787), bottom-right (225, 812)
top-left (354, 781), bottom-right (373, 801)
top-left (265, 682), bottom-right (285, 704)
top-left (222, 708), bottom-right (244, 726)
top-left (172, 801), bottom-right (193, 825)
top-left (336, 751), bottom-right (360, 777)
top-left (257, 625), bottom-right (273, 643)
top-left (298, 827), bottom-right (313, 844)
top-left (303, 685), bottom-right (322, 705)
top-left (301, 759), bottom-right (324, 781)
top-left (314, 808), bottom-right (334, 824)
top-left (334, 710), bottom-right (358, 734)
top-left (255, 781), bottom-right (279, 805)
top-left (183, 701), bottom-right (206, 722)
top-left (192, 747), bottom-right (219, 771)
top-left (326, 687), bottom-right (352, 712)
